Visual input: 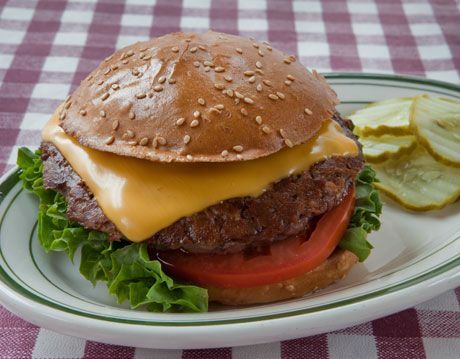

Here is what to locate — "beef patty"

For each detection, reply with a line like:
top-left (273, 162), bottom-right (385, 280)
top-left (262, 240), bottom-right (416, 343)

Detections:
top-left (40, 114), bottom-right (363, 254)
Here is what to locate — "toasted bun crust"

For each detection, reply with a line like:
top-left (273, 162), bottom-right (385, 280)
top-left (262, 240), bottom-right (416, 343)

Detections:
top-left (59, 31), bottom-right (338, 163)
top-left (207, 250), bottom-right (358, 306)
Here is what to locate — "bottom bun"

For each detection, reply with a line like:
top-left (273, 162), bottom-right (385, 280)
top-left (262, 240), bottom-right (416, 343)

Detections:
top-left (207, 249), bottom-right (358, 306)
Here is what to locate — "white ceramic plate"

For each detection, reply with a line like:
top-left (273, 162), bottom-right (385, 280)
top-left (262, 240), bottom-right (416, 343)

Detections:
top-left (0, 73), bottom-right (459, 349)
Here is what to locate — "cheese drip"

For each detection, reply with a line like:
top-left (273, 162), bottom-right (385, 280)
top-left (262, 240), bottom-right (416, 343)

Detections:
top-left (43, 114), bottom-right (358, 242)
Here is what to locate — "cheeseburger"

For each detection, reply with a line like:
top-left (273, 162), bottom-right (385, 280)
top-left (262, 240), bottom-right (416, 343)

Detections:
top-left (18, 31), bottom-right (381, 311)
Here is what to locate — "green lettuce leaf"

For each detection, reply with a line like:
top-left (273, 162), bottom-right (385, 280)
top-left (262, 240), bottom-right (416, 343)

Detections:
top-left (338, 165), bottom-right (382, 261)
top-left (17, 147), bottom-right (208, 313)
top-left (17, 147), bottom-right (381, 312)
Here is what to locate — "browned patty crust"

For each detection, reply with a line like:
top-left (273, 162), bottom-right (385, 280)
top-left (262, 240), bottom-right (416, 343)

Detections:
top-left (40, 114), bottom-right (363, 254)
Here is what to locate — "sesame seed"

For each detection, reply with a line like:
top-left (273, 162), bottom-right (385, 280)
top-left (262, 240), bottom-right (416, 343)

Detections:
top-left (237, 154), bottom-right (243, 160)
top-left (79, 109), bottom-right (87, 116)
top-left (171, 46), bottom-right (179, 53)
top-left (210, 107), bottom-right (220, 114)
top-left (285, 139), bottom-right (294, 147)
top-left (234, 98), bottom-right (240, 105)
top-left (226, 89), bottom-right (234, 97)
top-left (126, 130), bottom-right (135, 138)
top-left (147, 92), bottom-right (153, 98)
top-left (267, 46), bottom-right (272, 51)
top-left (287, 74), bottom-right (295, 81)
top-left (129, 111), bottom-right (135, 120)
top-left (190, 47), bottom-right (197, 53)
top-left (283, 58), bottom-right (292, 64)
top-left (104, 68), bottom-right (111, 75)
top-left (197, 98), bottom-right (206, 105)
top-left (193, 111), bottom-right (201, 118)
top-left (240, 108), bottom-right (248, 116)
top-left (253, 43), bottom-right (259, 49)
top-left (157, 136), bottom-right (166, 145)
top-left (97, 80), bottom-right (104, 85)
top-left (256, 84), bottom-right (263, 92)
top-left (214, 66), bottom-right (225, 73)
top-left (263, 41), bottom-right (271, 46)
top-left (102, 93), bottom-right (110, 101)
top-left (168, 78), bottom-right (176, 84)
top-left (221, 150), bottom-right (229, 157)
top-left (258, 50), bottom-right (264, 56)
top-left (158, 76), bottom-right (166, 84)
top-left (112, 120), bottom-right (119, 130)
top-left (244, 71), bottom-right (255, 76)
top-left (198, 45), bottom-right (206, 50)
top-left (244, 97), bottom-right (254, 104)
top-left (203, 60), bottom-right (214, 67)
top-left (193, 61), bottom-right (200, 68)
top-left (276, 92), bottom-right (285, 99)
top-left (236, 48), bottom-right (243, 54)
top-left (262, 125), bottom-right (271, 134)
top-left (248, 76), bottom-right (256, 84)
top-left (111, 83), bottom-right (120, 90)
top-left (152, 138), bottom-right (158, 148)
top-left (224, 75), bottom-right (232, 82)
top-left (105, 135), bottom-right (115, 145)
top-left (186, 154), bottom-right (193, 161)
top-left (183, 135), bottom-right (191, 144)
top-left (64, 101), bottom-right (72, 109)
top-left (255, 61), bottom-right (263, 69)
top-left (111, 64), bottom-right (118, 71)
top-left (122, 59), bottom-right (128, 64)
top-left (132, 69), bottom-right (139, 76)
top-left (140, 47), bottom-right (148, 52)
top-left (104, 55), bottom-right (113, 62)
top-left (255, 115), bottom-right (262, 124)
top-left (214, 83), bottom-right (225, 90)
top-left (154, 85), bottom-right (163, 92)
top-left (304, 108), bottom-right (313, 115)
top-left (127, 50), bottom-right (134, 57)
top-left (143, 55), bottom-right (152, 61)
top-left (279, 129), bottom-right (287, 138)
top-left (284, 80), bottom-right (292, 86)
top-left (235, 91), bottom-right (244, 99)
top-left (204, 66), bottom-right (211, 72)
top-left (176, 117), bottom-right (185, 126)
top-left (190, 119), bottom-right (200, 127)
top-left (59, 112), bottom-right (66, 121)
top-left (233, 145), bottom-right (243, 152)
top-left (268, 94), bottom-right (279, 100)
top-left (100, 110), bottom-right (106, 118)
top-left (263, 79), bottom-right (272, 86)
top-left (215, 104), bottom-right (224, 110)
top-left (139, 137), bottom-right (149, 146)
top-left (128, 140), bottom-right (138, 146)
top-left (136, 93), bottom-right (146, 99)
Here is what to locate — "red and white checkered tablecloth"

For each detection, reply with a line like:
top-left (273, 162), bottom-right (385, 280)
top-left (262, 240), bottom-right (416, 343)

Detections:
top-left (0, 0), bottom-right (459, 357)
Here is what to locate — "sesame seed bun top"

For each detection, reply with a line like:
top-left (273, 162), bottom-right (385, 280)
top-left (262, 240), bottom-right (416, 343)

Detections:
top-left (59, 31), bottom-right (339, 162)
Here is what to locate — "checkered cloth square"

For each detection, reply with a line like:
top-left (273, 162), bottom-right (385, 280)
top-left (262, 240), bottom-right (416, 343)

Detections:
top-left (0, 0), bottom-right (459, 357)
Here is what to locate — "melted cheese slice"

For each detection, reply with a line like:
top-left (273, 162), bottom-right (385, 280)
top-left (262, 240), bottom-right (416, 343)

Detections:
top-left (43, 114), bottom-right (358, 242)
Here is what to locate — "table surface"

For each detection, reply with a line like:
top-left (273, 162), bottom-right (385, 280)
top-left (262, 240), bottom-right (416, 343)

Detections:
top-left (0, 0), bottom-right (459, 358)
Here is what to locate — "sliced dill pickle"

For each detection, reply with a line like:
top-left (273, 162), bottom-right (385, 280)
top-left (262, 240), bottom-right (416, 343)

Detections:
top-left (350, 97), bottom-right (413, 136)
top-left (411, 95), bottom-right (460, 167)
top-left (373, 146), bottom-right (460, 211)
top-left (360, 135), bottom-right (417, 163)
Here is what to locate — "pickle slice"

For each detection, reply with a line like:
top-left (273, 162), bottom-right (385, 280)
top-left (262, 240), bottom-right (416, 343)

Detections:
top-left (350, 97), bottom-right (413, 136)
top-left (360, 135), bottom-right (417, 163)
top-left (373, 146), bottom-right (460, 211)
top-left (411, 95), bottom-right (460, 167)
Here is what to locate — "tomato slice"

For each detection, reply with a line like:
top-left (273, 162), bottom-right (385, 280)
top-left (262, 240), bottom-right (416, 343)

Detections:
top-left (155, 188), bottom-right (355, 288)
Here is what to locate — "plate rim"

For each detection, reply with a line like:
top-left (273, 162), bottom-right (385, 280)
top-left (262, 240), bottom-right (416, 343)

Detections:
top-left (1, 72), bottom-right (459, 330)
